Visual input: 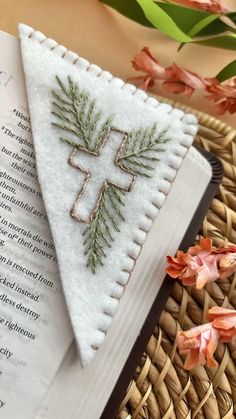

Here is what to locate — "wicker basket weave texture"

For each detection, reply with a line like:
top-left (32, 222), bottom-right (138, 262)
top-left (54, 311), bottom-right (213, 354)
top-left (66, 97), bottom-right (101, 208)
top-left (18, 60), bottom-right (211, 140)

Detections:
top-left (119, 104), bottom-right (236, 419)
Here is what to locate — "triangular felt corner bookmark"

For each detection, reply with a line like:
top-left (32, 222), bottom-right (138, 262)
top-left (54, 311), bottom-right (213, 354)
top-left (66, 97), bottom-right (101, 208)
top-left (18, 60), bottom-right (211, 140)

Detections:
top-left (18, 23), bottom-right (198, 366)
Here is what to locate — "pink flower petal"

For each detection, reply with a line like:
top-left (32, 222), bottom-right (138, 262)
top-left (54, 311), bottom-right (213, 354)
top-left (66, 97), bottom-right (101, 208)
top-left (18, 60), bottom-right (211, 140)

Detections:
top-left (162, 80), bottom-right (194, 96)
top-left (131, 47), bottom-right (168, 85)
top-left (171, 0), bottom-right (228, 13)
top-left (176, 323), bottom-right (219, 370)
top-left (206, 78), bottom-right (236, 115)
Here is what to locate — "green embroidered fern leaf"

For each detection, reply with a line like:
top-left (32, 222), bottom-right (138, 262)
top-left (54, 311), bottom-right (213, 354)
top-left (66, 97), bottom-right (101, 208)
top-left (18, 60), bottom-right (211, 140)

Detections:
top-left (52, 76), bottom-right (113, 152)
top-left (82, 184), bottom-right (125, 273)
top-left (118, 124), bottom-right (169, 177)
top-left (51, 77), bottom-right (170, 273)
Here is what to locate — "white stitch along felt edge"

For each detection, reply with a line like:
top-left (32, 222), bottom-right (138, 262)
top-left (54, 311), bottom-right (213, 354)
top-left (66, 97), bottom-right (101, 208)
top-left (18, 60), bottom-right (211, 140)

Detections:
top-left (19, 23), bottom-right (198, 365)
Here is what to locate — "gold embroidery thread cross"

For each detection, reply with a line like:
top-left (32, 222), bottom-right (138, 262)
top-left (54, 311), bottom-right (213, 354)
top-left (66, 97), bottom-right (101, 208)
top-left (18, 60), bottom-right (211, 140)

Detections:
top-left (68, 127), bottom-right (136, 223)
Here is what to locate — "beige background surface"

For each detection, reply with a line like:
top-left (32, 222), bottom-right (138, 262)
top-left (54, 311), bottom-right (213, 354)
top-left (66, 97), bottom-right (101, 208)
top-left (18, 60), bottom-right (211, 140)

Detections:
top-left (1, 0), bottom-right (235, 127)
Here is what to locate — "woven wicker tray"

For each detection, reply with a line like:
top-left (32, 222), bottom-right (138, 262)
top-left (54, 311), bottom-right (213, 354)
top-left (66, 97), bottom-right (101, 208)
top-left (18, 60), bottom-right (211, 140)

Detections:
top-left (118, 102), bottom-right (236, 419)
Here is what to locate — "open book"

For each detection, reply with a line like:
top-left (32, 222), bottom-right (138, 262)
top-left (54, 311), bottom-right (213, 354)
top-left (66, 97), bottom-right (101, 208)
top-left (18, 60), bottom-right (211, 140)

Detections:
top-left (0, 29), bottom-right (216, 419)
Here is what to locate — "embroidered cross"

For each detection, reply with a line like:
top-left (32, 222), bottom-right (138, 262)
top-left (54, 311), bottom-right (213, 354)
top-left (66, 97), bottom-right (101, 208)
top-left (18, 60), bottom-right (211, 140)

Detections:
top-left (52, 76), bottom-right (168, 271)
top-left (69, 128), bottom-right (136, 223)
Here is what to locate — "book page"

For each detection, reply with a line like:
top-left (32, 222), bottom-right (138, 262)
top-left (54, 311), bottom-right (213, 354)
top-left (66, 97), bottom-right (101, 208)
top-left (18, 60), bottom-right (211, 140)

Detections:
top-left (0, 30), bottom-right (73, 419)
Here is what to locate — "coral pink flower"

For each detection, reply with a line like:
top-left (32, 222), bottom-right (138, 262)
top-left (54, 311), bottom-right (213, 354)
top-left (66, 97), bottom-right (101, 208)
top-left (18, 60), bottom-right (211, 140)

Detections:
top-left (166, 251), bottom-right (197, 286)
top-left (219, 252), bottom-right (236, 279)
top-left (176, 323), bottom-right (219, 369)
top-left (166, 238), bottom-right (236, 289)
top-left (163, 63), bottom-right (207, 97)
top-left (188, 238), bottom-right (236, 257)
top-left (208, 307), bottom-right (236, 342)
top-left (130, 48), bottom-right (207, 95)
top-left (206, 78), bottom-right (236, 115)
top-left (172, 0), bottom-right (228, 13)
top-left (130, 47), bottom-right (168, 90)
top-left (130, 48), bottom-right (236, 115)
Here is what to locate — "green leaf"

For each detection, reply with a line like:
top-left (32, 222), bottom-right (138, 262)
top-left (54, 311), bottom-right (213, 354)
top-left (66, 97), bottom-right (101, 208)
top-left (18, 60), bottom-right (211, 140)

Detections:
top-left (196, 34), bottom-right (236, 50)
top-left (227, 12), bottom-right (236, 25)
top-left (83, 185), bottom-right (125, 273)
top-left (198, 19), bottom-right (230, 36)
top-left (178, 13), bottom-right (223, 51)
top-left (119, 124), bottom-right (168, 177)
top-left (136, 0), bottom-right (192, 42)
top-left (224, 12), bottom-right (236, 34)
top-left (216, 60), bottom-right (236, 81)
top-left (52, 76), bottom-right (113, 152)
top-left (100, 0), bottom-right (154, 27)
top-left (155, 2), bottom-right (225, 35)
top-left (154, 2), bottom-right (230, 36)
top-left (100, 0), bottom-right (234, 42)
top-left (188, 14), bottom-right (222, 37)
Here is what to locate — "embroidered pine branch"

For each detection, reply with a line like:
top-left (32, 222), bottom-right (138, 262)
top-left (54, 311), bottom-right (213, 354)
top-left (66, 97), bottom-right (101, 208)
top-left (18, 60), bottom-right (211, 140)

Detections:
top-left (83, 184), bottom-right (125, 273)
top-left (118, 124), bottom-right (169, 177)
top-left (51, 76), bottom-right (170, 273)
top-left (51, 76), bottom-right (113, 152)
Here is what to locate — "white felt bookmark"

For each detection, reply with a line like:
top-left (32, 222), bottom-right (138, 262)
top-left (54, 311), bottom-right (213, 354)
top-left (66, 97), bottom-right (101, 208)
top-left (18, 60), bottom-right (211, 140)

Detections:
top-left (19, 23), bottom-right (198, 366)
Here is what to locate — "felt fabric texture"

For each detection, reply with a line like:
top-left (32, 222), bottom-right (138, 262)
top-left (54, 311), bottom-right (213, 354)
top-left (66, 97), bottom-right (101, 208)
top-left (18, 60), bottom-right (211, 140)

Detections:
top-left (69, 129), bottom-right (135, 222)
top-left (19, 23), bottom-right (198, 366)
